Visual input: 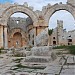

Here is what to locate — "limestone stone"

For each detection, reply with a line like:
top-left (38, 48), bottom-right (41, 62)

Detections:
top-left (31, 46), bottom-right (52, 56)
top-left (29, 6), bottom-right (34, 10)
top-left (67, 56), bottom-right (75, 64)
top-left (0, 26), bottom-right (3, 48)
top-left (46, 3), bottom-right (51, 9)
top-left (35, 28), bottom-right (48, 46)
top-left (4, 26), bottom-right (8, 49)
top-left (67, 0), bottom-right (75, 6)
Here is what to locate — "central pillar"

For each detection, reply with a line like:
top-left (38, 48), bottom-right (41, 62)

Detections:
top-left (4, 26), bottom-right (8, 49)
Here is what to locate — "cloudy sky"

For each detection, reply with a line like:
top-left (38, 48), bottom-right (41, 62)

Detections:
top-left (0, 0), bottom-right (67, 10)
top-left (0, 0), bottom-right (75, 31)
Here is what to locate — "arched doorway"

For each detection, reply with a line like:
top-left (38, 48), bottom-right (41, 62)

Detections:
top-left (8, 28), bottom-right (28, 48)
top-left (13, 32), bottom-right (22, 48)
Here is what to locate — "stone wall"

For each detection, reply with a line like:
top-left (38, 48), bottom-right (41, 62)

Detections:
top-left (7, 17), bottom-right (33, 32)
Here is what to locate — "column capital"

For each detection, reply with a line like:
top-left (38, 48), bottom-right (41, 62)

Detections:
top-left (0, 24), bottom-right (7, 26)
top-left (4, 26), bottom-right (8, 28)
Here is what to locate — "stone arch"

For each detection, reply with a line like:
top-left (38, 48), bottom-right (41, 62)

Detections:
top-left (9, 28), bottom-right (26, 38)
top-left (13, 32), bottom-right (22, 37)
top-left (44, 4), bottom-right (75, 26)
top-left (1, 5), bottom-right (38, 26)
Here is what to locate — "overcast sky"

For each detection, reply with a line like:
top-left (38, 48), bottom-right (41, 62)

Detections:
top-left (0, 0), bottom-right (75, 31)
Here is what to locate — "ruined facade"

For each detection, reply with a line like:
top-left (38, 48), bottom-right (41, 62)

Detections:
top-left (0, 0), bottom-right (75, 48)
top-left (50, 20), bottom-right (75, 46)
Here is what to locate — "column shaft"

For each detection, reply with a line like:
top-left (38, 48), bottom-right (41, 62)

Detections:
top-left (34, 27), bottom-right (36, 46)
top-left (4, 26), bottom-right (8, 49)
top-left (0, 25), bottom-right (3, 48)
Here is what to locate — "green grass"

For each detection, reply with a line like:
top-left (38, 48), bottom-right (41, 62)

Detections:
top-left (53, 45), bottom-right (75, 55)
top-left (66, 45), bottom-right (75, 55)
top-left (0, 47), bottom-right (4, 54)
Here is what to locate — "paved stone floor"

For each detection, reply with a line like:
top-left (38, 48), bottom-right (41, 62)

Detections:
top-left (60, 55), bottom-right (75, 75)
top-left (0, 53), bottom-right (75, 75)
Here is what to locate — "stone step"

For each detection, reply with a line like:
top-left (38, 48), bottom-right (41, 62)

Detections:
top-left (67, 56), bottom-right (75, 65)
top-left (41, 57), bottom-right (66, 75)
top-left (60, 65), bottom-right (75, 75)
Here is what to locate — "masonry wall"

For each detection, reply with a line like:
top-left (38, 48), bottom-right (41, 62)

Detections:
top-left (7, 17), bottom-right (33, 48)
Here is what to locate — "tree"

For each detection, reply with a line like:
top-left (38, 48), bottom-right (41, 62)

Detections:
top-left (48, 29), bottom-right (53, 46)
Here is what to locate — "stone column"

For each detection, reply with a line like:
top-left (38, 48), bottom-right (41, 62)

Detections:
top-left (4, 26), bottom-right (8, 49)
top-left (34, 27), bottom-right (36, 46)
top-left (0, 25), bottom-right (3, 48)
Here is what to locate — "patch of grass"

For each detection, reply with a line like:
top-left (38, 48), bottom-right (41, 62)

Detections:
top-left (0, 47), bottom-right (4, 50)
top-left (0, 47), bottom-right (4, 54)
top-left (53, 45), bottom-right (75, 55)
top-left (66, 45), bottom-right (75, 55)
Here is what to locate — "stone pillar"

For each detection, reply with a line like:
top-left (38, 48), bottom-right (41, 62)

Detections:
top-left (0, 25), bottom-right (3, 48)
top-left (4, 26), bottom-right (8, 49)
top-left (34, 27), bottom-right (36, 46)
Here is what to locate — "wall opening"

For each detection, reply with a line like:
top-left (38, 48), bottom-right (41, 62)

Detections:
top-left (48, 10), bottom-right (75, 46)
top-left (7, 12), bottom-right (33, 48)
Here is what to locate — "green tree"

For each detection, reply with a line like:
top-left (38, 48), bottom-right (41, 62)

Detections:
top-left (48, 29), bottom-right (53, 46)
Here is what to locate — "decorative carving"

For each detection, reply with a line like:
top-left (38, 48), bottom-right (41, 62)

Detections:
top-left (29, 6), bottom-right (34, 10)
top-left (42, 6), bottom-right (46, 11)
top-left (23, 2), bottom-right (28, 7)
top-left (59, 2), bottom-right (62, 4)
top-left (39, 15), bottom-right (44, 20)
top-left (47, 3), bottom-right (51, 9)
